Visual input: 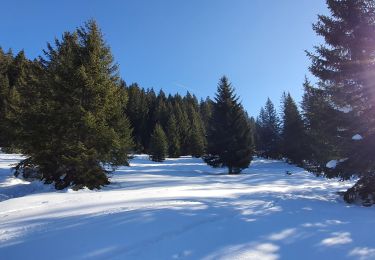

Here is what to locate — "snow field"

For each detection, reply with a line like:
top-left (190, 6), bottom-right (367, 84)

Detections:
top-left (0, 154), bottom-right (374, 260)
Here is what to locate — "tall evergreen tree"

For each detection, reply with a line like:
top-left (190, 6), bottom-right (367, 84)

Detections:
top-left (126, 83), bottom-right (149, 152)
top-left (0, 50), bottom-right (12, 149)
top-left (153, 89), bottom-right (169, 129)
top-left (199, 97), bottom-right (213, 132)
top-left (166, 114), bottom-right (180, 158)
top-left (256, 98), bottom-right (281, 159)
top-left (301, 78), bottom-right (340, 170)
top-left (247, 116), bottom-right (257, 152)
top-left (174, 101), bottom-right (191, 155)
top-left (149, 124), bottom-right (168, 162)
top-left (15, 20), bottom-right (133, 190)
top-left (0, 49), bottom-right (26, 152)
top-left (308, 0), bottom-right (375, 204)
top-left (144, 88), bottom-right (157, 151)
top-left (204, 76), bottom-right (253, 174)
top-left (189, 107), bottom-right (205, 158)
top-left (281, 92), bottom-right (306, 165)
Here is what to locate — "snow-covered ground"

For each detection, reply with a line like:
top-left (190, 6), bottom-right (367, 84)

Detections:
top-left (1, 154), bottom-right (374, 260)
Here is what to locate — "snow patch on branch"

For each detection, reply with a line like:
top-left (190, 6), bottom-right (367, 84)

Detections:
top-left (352, 134), bottom-right (363, 141)
top-left (326, 158), bottom-right (348, 169)
top-left (326, 160), bottom-right (338, 169)
top-left (336, 105), bottom-right (352, 113)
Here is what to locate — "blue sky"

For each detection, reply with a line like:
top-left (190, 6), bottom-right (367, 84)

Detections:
top-left (0, 0), bottom-right (328, 116)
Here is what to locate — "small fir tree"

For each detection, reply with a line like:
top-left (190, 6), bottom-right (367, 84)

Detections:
top-left (149, 124), bottom-right (168, 162)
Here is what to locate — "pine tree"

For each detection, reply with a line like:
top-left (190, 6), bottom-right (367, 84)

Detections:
top-left (199, 97), bottom-right (213, 132)
top-left (166, 114), bottom-right (180, 158)
top-left (0, 52), bottom-right (11, 149)
top-left (247, 116), bottom-right (257, 152)
top-left (281, 92), bottom-right (306, 165)
top-left (308, 0), bottom-right (375, 204)
top-left (204, 76), bottom-right (253, 174)
top-left (174, 101), bottom-right (190, 155)
top-left (15, 20), bottom-right (133, 190)
top-left (149, 124), bottom-right (168, 162)
top-left (0, 49), bottom-right (25, 152)
top-left (126, 83), bottom-right (149, 152)
top-left (256, 98), bottom-right (281, 159)
top-left (144, 88), bottom-right (157, 151)
top-left (189, 107), bottom-right (205, 158)
top-left (153, 89), bottom-right (169, 129)
top-left (301, 78), bottom-right (340, 170)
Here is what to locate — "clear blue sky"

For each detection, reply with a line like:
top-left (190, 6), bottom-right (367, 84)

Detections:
top-left (0, 0), bottom-right (328, 116)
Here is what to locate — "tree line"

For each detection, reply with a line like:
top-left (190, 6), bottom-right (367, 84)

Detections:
top-left (0, 20), bottom-right (254, 190)
top-left (125, 84), bottom-right (208, 160)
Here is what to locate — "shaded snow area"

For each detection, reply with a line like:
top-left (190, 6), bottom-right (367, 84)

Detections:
top-left (1, 154), bottom-right (375, 260)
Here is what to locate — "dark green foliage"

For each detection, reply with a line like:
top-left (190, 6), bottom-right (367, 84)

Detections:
top-left (166, 114), bottom-right (180, 158)
top-left (204, 76), bottom-right (253, 174)
top-left (0, 49), bottom-right (24, 152)
top-left (174, 100), bottom-right (191, 155)
top-left (247, 116), bottom-right (257, 152)
top-left (199, 97), bottom-right (213, 132)
top-left (256, 98), bottom-right (281, 159)
top-left (307, 0), bottom-right (375, 204)
top-left (153, 89), bottom-right (169, 129)
top-left (281, 92), bottom-right (306, 165)
top-left (125, 83), bottom-right (149, 152)
top-left (124, 84), bottom-right (208, 157)
top-left (189, 107), bottom-right (205, 158)
top-left (15, 20), bottom-right (133, 190)
top-left (149, 124), bottom-right (168, 162)
top-left (301, 78), bottom-right (341, 171)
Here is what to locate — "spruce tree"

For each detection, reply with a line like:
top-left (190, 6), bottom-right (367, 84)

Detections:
top-left (15, 20), bottom-right (133, 190)
top-left (0, 49), bottom-right (25, 152)
top-left (189, 107), bottom-right (205, 158)
top-left (153, 89), bottom-right (169, 129)
top-left (166, 114), bottom-right (180, 158)
top-left (149, 124), bottom-right (168, 162)
top-left (174, 101), bottom-right (190, 155)
top-left (308, 0), bottom-right (375, 204)
top-left (281, 92), bottom-right (306, 165)
top-left (204, 76), bottom-right (253, 174)
top-left (144, 88), bottom-right (157, 151)
top-left (256, 98), bottom-right (281, 159)
top-left (247, 116), bottom-right (257, 152)
top-left (301, 78), bottom-right (340, 170)
top-left (126, 83), bottom-right (149, 152)
top-left (199, 97), bottom-right (213, 132)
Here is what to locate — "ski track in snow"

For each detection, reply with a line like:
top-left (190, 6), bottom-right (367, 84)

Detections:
top-left (0, 154), bottom-right (375, 260)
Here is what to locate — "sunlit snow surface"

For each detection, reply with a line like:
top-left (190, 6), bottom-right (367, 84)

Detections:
top-left (1, 153), bottom-right (374, 260)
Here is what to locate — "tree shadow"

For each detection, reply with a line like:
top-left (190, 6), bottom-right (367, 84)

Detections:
top-left (1, 154), bottom-right (374, 259)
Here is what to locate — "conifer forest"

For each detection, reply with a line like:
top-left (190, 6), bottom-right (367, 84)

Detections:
top-left (1, 1), bottom-right (375, 259)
